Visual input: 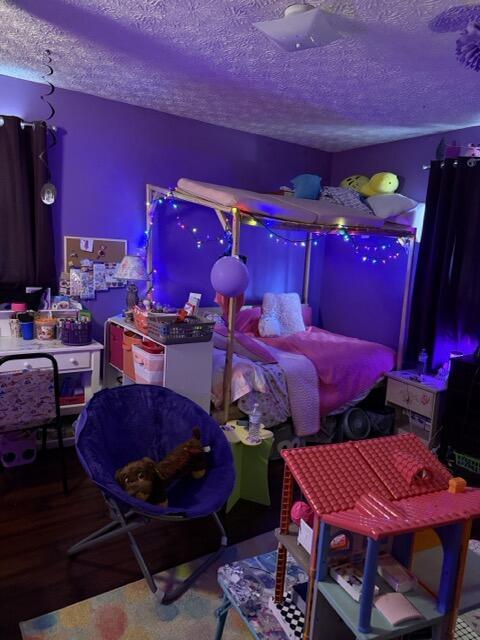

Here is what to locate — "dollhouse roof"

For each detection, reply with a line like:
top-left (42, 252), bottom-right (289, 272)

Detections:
top-left (282, 434), bottom-right (480, 539)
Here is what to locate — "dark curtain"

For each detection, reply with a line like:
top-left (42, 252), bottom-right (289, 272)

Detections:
top-left (406, 158), bottom-right (480, 369)
top-left (0, 115), bottom-right (56, 301)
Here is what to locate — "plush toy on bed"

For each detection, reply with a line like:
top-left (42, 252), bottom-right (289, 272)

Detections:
top-left (115, 427), bottom-right (208, 506)
top-left (341, 172), bottom-right (399, 197)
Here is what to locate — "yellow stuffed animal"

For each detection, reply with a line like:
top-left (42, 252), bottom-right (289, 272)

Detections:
top-left (340, 172), bottom-right (399, 196)
top-left (340, 175), bottom-right (369, 192)
top-left (359, 172), bottom-right (399, 197)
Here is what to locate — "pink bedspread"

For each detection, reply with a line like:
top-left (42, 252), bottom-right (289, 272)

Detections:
top-left (258, 327), bottom-right (395, 416)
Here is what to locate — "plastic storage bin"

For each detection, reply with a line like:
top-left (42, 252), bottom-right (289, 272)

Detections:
top-left (122, 331), bottom-right (142, 381)
top-left (147, 314), bottom-right (214, 345)
top-left (109, 323), bottom-right (124, 370)
top-left (132, 341), bottom-right (164, 385)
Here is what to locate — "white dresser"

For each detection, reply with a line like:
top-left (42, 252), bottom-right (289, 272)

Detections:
top-left (0, 337), bottom-right (103, 417)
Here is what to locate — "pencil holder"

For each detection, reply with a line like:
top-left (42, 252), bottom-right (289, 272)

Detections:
top-left (61, 320), bottom-right (92, 346)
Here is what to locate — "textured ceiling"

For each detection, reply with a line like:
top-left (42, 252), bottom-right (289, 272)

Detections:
top-left (1, 0), bottom-right (480, 151)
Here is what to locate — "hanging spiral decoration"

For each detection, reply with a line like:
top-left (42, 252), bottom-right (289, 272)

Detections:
top-left (39, 49), bottom-right (58, 204)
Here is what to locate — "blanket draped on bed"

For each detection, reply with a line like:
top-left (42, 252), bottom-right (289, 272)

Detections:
top-left (214, 326), bottom-right (395, 437)
top-left (258, 327), bottom-right (395, 417)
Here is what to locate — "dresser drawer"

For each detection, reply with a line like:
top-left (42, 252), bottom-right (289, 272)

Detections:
top-left (0, 351), bottom-right (91, 373)
top-left (407, 385), bottom-right (434, 419)
top-left (386, 378), bottom-right (410, 410)
top-left (55, 351), bottom-right (91, 371)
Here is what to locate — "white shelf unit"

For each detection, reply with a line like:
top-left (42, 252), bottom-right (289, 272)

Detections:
top-left (103, 315), bottom-right (213, 413)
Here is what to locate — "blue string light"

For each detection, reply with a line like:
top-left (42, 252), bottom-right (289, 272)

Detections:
top-left (143, 198), bottom-right (404, 266)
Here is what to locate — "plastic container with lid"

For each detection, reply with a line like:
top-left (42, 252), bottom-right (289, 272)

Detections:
top-left (132, 340), bottom-right (164, 385)
top-left (122, 331), bottom-right (142, 381)
top-left (35, 316), bottom-right (57, 341)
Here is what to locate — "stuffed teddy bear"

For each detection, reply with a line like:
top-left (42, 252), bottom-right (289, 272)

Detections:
top-left (115, 427), bottom-right (208, 506)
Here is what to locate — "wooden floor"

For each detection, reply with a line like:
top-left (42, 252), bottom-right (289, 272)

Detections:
top-left (0, 448), bottom-right (284, 640)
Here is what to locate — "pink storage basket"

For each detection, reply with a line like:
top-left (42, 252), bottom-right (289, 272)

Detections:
top-left (132, 341), bottom-right (164, 385)
top-left (109, 323), bottom-right (124, 370)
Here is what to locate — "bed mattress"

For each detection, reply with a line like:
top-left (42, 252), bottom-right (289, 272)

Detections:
top-left (177, 178), bottom-right (415, 230)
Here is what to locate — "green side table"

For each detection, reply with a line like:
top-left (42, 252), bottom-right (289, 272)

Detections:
top-left (223, 422), bottom-right (273, 513)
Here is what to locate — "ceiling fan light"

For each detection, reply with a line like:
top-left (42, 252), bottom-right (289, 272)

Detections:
top-left (284, 3), bottom-right (315, 17)
top-left (254, 6), bottom-right (342, 52)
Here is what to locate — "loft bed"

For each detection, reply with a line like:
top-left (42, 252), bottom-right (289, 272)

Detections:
top-left (146, 179), bottom-right (417, 435)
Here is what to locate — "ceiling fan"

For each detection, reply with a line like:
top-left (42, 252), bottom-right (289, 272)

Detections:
top-left (254, 3), bottom-right (343, 52)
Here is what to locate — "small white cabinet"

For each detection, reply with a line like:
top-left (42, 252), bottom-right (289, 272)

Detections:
top-left (104, 316), bottom-right (213, 413)
top-left (386, 370), bottom-right (446, 448)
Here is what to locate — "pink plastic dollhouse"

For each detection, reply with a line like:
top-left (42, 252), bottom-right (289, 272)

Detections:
top-left (274, 434), bottom-right (480, 640)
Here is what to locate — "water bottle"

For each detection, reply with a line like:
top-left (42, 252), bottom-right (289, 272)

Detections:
top-left (417, 348), bottom-right (428, 379)
top-left (248, 403), bottom-right (262, 444)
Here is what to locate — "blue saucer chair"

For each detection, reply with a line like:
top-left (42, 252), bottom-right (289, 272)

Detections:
top-left (68, 385), bottom-right (235, 603)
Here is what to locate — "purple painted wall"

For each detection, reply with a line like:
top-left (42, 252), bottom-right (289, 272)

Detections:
top-left (323, 126), bottom-right (480, 351)
top-left (0, 73), bottom-right (330, 339)
top-left (331, 128), bottom-right (480, 201)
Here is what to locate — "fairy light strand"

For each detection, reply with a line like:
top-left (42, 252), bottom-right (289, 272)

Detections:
top-left (140, 197), bottom-right (405, 265)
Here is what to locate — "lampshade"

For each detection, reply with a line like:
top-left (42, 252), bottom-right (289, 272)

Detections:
top-left (114, 255), bottom-right (148, 281)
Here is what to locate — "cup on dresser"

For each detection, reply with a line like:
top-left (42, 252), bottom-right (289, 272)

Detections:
top-left (8, 319), bottom-right (21, 338)
top-left (20, 321), bottom-right (34, 340)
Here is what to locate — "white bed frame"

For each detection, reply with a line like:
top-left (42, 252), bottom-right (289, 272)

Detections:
top-left (145, 183), bottom-right (417, 423)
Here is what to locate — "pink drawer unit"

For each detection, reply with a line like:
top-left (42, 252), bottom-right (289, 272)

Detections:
top-left (108, 323), bottom-right (124, 371)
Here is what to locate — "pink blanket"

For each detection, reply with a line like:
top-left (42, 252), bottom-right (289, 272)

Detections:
top-left (258, 327), bottom-right (395, 416)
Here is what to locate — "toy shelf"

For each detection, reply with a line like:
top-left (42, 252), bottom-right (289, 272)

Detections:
top-left (414, 546), bottom-right (480, 615)
top-left (317, 574), bottom-right (443, 640)
top-left (275, 527), bottom-right (309, 572)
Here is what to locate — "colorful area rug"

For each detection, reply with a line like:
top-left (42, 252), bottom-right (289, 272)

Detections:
top-left (20, 531), bottom-right (276, 640)
top-left (19, 535), bottom-right (480, 640)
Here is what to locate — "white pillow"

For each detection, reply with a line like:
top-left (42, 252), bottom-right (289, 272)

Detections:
top-left (367, 193), bottom-right (417, 219)
top-left (258, 292), bottom-right (306, 337)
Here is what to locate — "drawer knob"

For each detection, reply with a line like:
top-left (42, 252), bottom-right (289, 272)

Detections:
top-left (23, 362), bottom-right (33, 370)
top-left (69, 357), bottom-right (78, 365)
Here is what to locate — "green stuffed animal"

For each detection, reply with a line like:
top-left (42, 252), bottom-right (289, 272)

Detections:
top-left (359, 172), bottom-right (399, 197)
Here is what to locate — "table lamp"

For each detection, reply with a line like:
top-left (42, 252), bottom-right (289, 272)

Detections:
top-left (114, 255), bottom-right (149, 310)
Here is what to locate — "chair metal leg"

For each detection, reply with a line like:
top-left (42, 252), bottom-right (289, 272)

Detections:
top-left (214, 594), bottom-right (231, 640)
top-left (41, 426), bottom-right (48, 453)
top-left (68, 517), bottom-right (145, 555)
top-left (160, 511), bottom-right (228, 604)
top-left (68, 503), bottom-right (229, 604)
top-left (126, 530), bottom-right (162, 596)
top-left (56, 421), bottom-right (68, 495)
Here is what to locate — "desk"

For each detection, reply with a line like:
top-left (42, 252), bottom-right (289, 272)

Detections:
top-left (0, 337), bottom-right (103, 418)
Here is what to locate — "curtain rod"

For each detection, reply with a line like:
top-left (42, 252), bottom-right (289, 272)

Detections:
top-left (0, 116), bottom-right (57, 131)
top-left (422, 158), bottom-right (479, 170)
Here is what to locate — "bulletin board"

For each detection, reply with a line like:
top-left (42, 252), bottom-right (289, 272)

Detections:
top-left (64, 236), bottom-right (127, 271)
